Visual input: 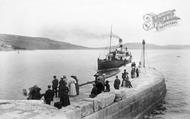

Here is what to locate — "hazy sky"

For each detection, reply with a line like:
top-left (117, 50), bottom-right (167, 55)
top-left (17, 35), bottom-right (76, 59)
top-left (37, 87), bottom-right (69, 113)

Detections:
top-left (0, 0), bottom-right (189, 47)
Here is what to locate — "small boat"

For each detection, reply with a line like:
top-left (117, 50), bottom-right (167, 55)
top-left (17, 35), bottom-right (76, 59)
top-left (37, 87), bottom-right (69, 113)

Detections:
top-left (97, 27), bottom-right (132, 71)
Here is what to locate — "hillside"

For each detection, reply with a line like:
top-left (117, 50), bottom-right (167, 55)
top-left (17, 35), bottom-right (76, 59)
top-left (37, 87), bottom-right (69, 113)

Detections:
top-left (99, 42), bottom-right (190, 50)
top-left (0, 34), bottom-right (189, 50)
top-left (0, 34), bottom-right (87, 50)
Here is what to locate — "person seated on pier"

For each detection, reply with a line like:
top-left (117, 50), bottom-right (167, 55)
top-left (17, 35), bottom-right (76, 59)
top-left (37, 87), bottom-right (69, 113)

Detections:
top-left (44, 85), bottom-right (54, 105)
top-left (114, 75), bottom-right (121, 90)
top-left (27, 85), bottom-right (43, 100)
top-left (59, 81), bottom-right (70, 107)
top-left (96, 76), bottom-right (105, 94)
top-left (104, 80), bottom-right (110, 92)
top-left (89, 83), bottom-right (98, 98)
top-left (52, 76), bottom-right (59, 98)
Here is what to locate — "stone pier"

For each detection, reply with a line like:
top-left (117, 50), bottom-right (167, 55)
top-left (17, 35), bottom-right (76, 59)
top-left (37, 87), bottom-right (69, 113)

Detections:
top-left (0, 67), bottom-right (166, 119)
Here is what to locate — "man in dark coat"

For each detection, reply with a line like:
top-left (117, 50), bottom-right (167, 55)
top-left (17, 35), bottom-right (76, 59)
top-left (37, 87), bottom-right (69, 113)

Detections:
top-left (121, 69), bottom-right (127, 87)
top-left (59, 82), bottom-right (70, 107)
top-left (114, 76), bottom-right (120, 89)
top-left (131, 67), bottom-right (136, 78)
top-left (44, 85), bottom-right (54, 105)
top-left (122, 69), bottom-right (127, 79)
top-left (52, 76), bottom-right (59, 97)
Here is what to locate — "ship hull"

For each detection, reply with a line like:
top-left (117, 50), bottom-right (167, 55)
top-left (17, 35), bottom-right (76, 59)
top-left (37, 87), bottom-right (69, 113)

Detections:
top-left (98, 57), bottom-right (131, 71)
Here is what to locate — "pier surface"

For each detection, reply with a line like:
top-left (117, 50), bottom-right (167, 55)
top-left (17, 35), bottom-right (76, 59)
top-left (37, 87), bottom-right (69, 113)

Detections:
top-left (0, 66), bottom-right (166, 119)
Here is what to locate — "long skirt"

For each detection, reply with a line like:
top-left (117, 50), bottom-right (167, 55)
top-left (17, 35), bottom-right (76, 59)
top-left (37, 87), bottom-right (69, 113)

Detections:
top-left (60, 95), bottom-right (70, 107)
top-left (69, 83), bottom-right (77, 96)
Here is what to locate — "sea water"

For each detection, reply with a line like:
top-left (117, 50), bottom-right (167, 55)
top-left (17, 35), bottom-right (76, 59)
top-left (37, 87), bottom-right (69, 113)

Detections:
top-left (0, 49), bottom-right (190, 119)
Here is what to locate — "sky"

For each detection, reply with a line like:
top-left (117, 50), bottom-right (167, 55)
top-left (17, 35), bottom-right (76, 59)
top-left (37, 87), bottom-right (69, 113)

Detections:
top-left (0, 0), bottom-right (189, 47)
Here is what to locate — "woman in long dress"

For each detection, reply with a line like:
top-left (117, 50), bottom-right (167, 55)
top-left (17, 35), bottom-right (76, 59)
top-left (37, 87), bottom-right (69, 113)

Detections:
top-left (68, 77), bottom-right (77, 96)
top-left (59, 82), bottom-right (70, 107)
top-left (71, 76), bottom-right (79, 95)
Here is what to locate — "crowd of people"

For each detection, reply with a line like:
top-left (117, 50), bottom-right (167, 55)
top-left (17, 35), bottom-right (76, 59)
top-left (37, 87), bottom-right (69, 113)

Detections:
top-left (89, 74), bottom-right (110, 98)
top-left (25, 62), bottom-right (141, 109)
top-left (131, 62), bottom-right (140, 78)
top-left (26, 75), bottom-right (79, 108)
top-left (113, 69), bottom-right (133, 90)
top-left (89, 62), bottom-right (141, 98)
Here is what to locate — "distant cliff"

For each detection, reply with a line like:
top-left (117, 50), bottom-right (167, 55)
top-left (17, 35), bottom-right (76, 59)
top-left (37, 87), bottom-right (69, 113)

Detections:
top-left (0, 34), bottom-right (87, 50)
top-left (0, 34), bottom-right (189, 50)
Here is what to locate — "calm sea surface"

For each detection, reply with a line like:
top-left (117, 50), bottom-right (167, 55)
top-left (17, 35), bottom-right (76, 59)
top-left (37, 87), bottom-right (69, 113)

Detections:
top-left (0, 49), bottom-right (190, 118)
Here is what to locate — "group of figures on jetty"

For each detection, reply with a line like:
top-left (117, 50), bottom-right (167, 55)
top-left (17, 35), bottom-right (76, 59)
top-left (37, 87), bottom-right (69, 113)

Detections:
top-left (90, 61), bottom-right (140, 98)
top-left (23, 75), bottom-right (79, 109)
top-left (23, 62), bottom-right (140, 109)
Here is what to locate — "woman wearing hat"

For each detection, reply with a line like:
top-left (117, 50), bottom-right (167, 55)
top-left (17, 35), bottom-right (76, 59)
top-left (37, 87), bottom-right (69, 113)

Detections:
top-left (121, 69), bottom-right (129, 87)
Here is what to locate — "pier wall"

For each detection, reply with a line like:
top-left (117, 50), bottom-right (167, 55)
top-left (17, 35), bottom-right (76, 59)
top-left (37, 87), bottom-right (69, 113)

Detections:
top-left (61, 68), bottom-right (166, 119)
top-left (0, 68), bottom-right (166, 119)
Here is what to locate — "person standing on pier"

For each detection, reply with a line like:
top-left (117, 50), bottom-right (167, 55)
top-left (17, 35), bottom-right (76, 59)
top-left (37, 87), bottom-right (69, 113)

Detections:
top-left (136, 67), bottom-right (139, 77)
top-left (44, 85), bottom-right (54, 105)
top-left (68, 77), bottom-right (77, 96)
top-left (121, 70), bottom-right (129, 87)
top-left (59, 81), bottom-right (70, 107)
top-left (71, 76), bottom-right (79, 95)
top-left (62, 75), bottom-right (68, 86)
top-left (131, 67), bottom-right (136, 78)
top-left (105, 80), bottom-right (110, 92)
top-left (52, 76), bottom-right (58, 97)
top-left (114, 75), bottom-right (121, 89)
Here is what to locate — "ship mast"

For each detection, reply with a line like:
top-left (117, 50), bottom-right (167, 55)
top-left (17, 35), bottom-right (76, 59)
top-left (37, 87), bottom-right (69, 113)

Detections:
top-left (109, 26), bottom-right (112, 53)
top-left (142, 40), bottom-right (146, 68)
